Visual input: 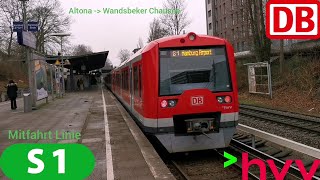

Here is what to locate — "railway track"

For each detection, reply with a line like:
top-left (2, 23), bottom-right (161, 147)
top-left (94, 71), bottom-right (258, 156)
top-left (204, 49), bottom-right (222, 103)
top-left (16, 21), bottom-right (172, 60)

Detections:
top-left (233, 124), bottom-right (320, 180)
top-left (169, 150), bottom-right (247, 180)
top-left (169, 125), bottom-right (320, 180)
top-left (240, 104), bottom-right (320, 134)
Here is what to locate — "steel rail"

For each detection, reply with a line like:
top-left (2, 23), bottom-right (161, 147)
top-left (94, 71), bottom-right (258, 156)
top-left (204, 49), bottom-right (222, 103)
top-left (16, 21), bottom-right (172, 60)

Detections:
top-left (240, 106), bottom-right (320, 134)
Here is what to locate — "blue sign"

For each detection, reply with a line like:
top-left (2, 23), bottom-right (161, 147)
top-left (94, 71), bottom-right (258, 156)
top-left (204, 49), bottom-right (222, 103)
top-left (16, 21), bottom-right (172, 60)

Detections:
top-left (17, 31), bottom-right (36, 49)
top-left (13, 22), bottom-right (23, 32)
top-left (28, 22), bottom-right (38, 32)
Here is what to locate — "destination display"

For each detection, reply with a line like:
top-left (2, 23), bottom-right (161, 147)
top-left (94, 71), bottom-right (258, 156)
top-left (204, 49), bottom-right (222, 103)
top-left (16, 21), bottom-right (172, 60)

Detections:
top-left (170, 49), bottom-right (213, 57)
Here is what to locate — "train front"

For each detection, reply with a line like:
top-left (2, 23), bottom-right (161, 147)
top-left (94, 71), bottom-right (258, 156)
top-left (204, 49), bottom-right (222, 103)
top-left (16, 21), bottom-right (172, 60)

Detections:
top-left (155, 33), bottom-right (239, 153)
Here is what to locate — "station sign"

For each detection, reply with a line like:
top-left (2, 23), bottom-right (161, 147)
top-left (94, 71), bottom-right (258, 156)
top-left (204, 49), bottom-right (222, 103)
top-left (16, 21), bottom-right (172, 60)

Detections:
top-left (28, 22), bottom-right (38, 32)
top-left (17, 31), bottom-right (37, 49)
top-left (13, 22), bottom-right (24, 32)
top-left (13, 21), bottom-right (39, 32)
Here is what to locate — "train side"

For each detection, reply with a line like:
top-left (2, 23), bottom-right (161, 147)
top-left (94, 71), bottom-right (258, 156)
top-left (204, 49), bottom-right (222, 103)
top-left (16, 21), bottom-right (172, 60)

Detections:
top-left (105, 32), bottom-right (239, 153)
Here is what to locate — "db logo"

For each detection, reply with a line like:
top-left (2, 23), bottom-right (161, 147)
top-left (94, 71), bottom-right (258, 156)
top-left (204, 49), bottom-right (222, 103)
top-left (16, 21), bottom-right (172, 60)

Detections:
top-left (191, 96), bottom-right (204, 106)
top-left (266, 0), bottom-right (320, 39)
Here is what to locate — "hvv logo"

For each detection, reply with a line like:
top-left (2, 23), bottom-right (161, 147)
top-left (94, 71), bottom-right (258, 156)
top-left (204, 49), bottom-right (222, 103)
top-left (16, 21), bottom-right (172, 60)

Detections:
top-left (266, 0), bottom-right (320, 39)
top-left (224, 152), bottom-right (320, 180)
top-left (242, 153), bottom-right (320, 180)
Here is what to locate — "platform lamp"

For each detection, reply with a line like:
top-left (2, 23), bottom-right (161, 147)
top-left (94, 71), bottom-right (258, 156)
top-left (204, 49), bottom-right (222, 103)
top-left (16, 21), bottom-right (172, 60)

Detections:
top-left (49, 33), bottom-right (71, 96)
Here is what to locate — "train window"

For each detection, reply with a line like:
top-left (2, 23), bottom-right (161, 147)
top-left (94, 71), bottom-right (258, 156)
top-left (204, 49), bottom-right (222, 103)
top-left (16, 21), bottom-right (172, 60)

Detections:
top-left (159, 47), bottom-right (232, 96)
top-left (133, 66), bottom-right (139, 96)
top-left (139, 65), bottom-right (142, 98)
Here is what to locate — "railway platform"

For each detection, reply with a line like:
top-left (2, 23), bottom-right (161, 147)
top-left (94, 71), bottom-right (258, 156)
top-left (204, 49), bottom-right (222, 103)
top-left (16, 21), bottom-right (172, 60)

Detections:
top-left (0, 86), bottom-right (174, 180)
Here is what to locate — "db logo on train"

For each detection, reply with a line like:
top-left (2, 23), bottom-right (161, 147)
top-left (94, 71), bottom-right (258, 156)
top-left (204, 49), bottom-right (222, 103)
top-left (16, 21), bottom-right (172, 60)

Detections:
top-left (266, 0), bottom-right (320, 39)
top-left (191, 96), bottom-right (204, 106)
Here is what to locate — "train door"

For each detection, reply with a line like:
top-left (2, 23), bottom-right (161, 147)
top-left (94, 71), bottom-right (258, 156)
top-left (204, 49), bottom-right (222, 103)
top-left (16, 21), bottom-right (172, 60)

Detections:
top-left (132, 62), bottom-right (143, 123)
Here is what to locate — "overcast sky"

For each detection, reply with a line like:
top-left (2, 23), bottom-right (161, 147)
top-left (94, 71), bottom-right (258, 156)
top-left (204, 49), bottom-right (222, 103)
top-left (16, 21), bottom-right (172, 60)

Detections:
top-left (60, 0), bottom-right (207, 66)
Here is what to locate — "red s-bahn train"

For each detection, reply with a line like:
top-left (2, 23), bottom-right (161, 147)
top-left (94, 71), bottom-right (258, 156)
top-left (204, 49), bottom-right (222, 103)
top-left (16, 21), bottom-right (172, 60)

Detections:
top-left (105, 32), bottom-right (239, 153)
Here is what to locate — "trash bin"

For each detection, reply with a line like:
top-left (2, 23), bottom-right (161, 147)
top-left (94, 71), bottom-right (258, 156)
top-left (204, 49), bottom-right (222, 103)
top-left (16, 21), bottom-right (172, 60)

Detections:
top-left (23, 93), bottom-right (32, 113)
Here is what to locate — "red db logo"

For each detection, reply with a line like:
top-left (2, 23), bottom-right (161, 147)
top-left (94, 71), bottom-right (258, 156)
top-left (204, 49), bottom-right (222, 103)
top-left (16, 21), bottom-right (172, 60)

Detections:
top-left (266, 0), bottom-right (320, 39)
top-left (191, 96), bottom-right (204, 106)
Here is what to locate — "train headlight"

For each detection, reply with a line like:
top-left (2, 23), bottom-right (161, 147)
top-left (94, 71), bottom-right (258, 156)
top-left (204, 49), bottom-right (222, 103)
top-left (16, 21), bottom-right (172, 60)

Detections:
top-left (189, 34), bottom-right (196, 41)
top-left (224, 96), bottom-right (232, 103)
top-left (217, 96), bottom-right (232, 104)
top-left (161, 100), bottom-right (168, 108)
top-left (217, 97), bottom-right (224, 104)
top-left (161, 99), bottom-right (178, 108)
top-left (168, 100), bottom-right (177, 107)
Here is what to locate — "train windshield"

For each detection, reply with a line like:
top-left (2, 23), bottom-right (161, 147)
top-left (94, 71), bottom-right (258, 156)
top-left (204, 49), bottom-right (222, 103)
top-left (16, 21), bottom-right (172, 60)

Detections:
top-left (159, 47), bottom-right (232, 96)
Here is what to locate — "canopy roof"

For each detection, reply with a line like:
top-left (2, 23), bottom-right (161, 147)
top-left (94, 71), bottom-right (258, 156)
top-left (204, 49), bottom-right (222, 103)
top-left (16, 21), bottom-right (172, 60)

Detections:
top-left (46, 51), bottom-right (108, 72)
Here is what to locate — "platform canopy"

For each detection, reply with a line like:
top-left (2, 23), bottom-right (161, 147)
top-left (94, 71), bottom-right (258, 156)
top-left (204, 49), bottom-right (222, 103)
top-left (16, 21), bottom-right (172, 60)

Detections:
top-left (46, 51), bottom-right (108, 73)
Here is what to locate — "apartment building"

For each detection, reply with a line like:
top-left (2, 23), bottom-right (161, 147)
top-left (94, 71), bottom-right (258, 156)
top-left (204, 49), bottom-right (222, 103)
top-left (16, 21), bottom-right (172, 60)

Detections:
top-left (206, 0), bottom-right (251, 52)
top-left (206, 0), bottom-right (307, 52)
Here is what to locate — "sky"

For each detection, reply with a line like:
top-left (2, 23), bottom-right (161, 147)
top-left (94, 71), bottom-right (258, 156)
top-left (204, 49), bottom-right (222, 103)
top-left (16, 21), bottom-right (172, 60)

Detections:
top-left (60, 0), bottom-right (207, 66)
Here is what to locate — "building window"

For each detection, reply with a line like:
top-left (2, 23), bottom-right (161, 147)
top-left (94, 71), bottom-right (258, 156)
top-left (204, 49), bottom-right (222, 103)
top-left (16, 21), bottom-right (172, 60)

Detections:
top-left (208, 10), bottom-right (212, 17)
top-left (237, 42), bottom-right (240, 52)
top-left (241, 0), bottom-right (244, 6)
top-left (224, 17), bottom-right (227, 28)
top-left (224, 31), bottom-right (227, 38)
top-left (215, 8), bottom-right (218, 17)
top-left (209, 23), bottom-right (212, 30)
top-left (220, 19), bottom-right (222, 31)
top-left (236, 12), bottom-right (239, 25)
top-left (208, 0), bottom-right (211, 4)
top-left (231, 0), bottom-right (234, 10)
top-left (215, 21), bottom-right (219, 32)
top-left (219, 5), bottom-right (221, 16)
top-left (223, 3), bottom-right (226, 14)
top-left (232, 14), bottom-right (234, 25)
top-left (232, 29), bottom-right (235, 40)
top-left (236, 27), bottom-right (239, 39)
top-left (242, 41), bottom-right (245, 51)
top-left (241, 9), bottom-right (244, 22)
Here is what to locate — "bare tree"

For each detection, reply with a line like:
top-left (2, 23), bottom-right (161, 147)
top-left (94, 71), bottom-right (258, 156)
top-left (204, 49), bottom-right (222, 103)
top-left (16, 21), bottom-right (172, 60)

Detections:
top-left (0, 0), bottom-right (24, 56)
top-left (29, 0), bottom-right (71, 54)
top-left (160, 0), bottom-right (191, 35)
top-left (148, 18), bottom-right (169, 42)
top-left (137, 37), bottom-right (144, 49)
top-left (0, 0), bottom-right (71, 55)
top-left (72, 44), bottom-right (93, 56)
top-left (246, 0), bottom-right (271, 62)
top-left (118, 49), bottom-right (131, 63)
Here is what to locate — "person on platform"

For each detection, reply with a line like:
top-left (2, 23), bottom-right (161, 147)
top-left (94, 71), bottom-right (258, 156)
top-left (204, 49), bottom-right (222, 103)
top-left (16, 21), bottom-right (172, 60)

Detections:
top-left (79, 78), bottom-right (84, 91)
top-left (6, 80), bottom-right (18, 110)
top-left (77, 79), bottom-right (81, 90)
